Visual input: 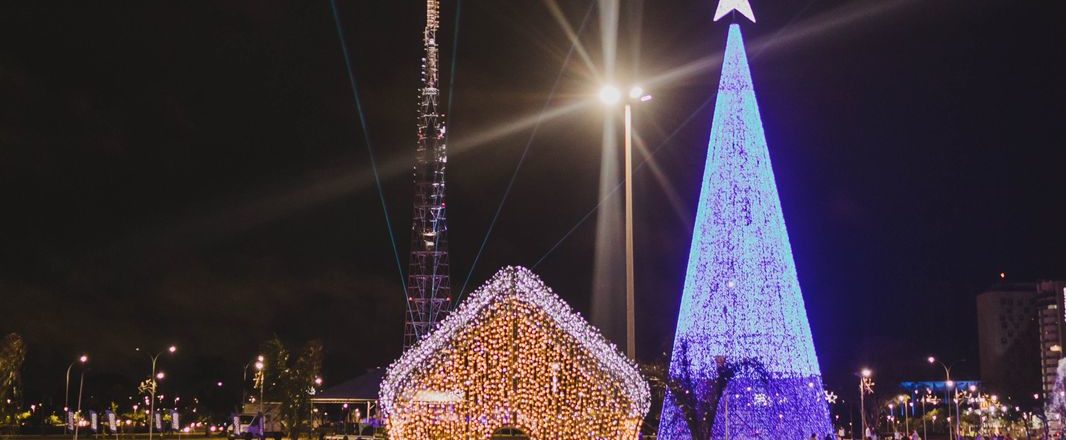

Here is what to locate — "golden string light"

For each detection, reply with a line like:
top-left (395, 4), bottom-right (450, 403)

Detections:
top-left (380, 266), bottom-right (649, 439)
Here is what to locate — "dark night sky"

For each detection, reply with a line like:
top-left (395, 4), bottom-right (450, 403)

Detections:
top-left (1, 0), bottom-right (1065, 409)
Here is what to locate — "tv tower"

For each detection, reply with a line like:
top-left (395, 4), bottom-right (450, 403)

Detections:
top-left (404, 0), bottom-right (452, 349)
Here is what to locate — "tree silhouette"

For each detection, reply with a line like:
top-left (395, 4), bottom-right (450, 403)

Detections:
top-left (0, 333), bottom-right (25, 428)
top-left (645, 340), bottom-right (773, 439)
top-left (260, 338), bottom-right (323, 440)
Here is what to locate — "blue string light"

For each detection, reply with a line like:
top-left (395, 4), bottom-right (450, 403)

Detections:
top-left (658, 24), bottom-right (831, 439)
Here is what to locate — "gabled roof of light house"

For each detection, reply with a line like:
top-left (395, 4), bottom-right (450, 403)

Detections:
top-left (380, 266), bottom-right (650, 417)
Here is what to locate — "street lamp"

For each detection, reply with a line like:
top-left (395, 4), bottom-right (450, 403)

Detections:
top-left (72, 355), bottom-right (89, 440)
top-left (928, 356), bottom-right (963, 440)
top-left (921, 390), bottom-right (938, 440)
top-left (342, 403), bottom-right (349, 436)
top-left (137, 345), bottom-right (176, 440)
top-left (897, 395), bottom-right (912, 434)
top-left (309, 377), bottom-right (322, 433)
top-left (888, 403), bottom-right (895, 434)
top-left (241, 355), bottom-right (264, 407)
top-left (598, 86), bottom-right (621, 105)
top-left (859, 368), bottom-right (874, 439)
top-left (255, 358), bottom-right (265, 438)
top-left (64, 354), bottom-right (88, 435)
top-left (598, 82), bottom-right (652, 360)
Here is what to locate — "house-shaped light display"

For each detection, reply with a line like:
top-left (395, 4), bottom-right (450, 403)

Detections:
top-left (380, 266), bottom-right (649, 439)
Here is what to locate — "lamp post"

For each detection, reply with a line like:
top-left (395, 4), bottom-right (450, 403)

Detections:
top-left (64, 355), bottom-right (88, 435)
top-left (964, 385), bottom-right (977, 437)
top-left (310, 377), bottom-right (322, 435)
top-left (242, 362), bottom-right (251, 407)
top-left (889, 403), bottom-right (897, 437)
top-left (138, 345), bottom-right (176, 440)
top-left (354, 408), bottom-right (362, 438)
top-left (921, 392), bottom-right (927, 440)
top-left (928, 356), bottom-right (963, 440)
top-left (255, 358), bottom-right (265, 439)
top-left (922, 391), bottom-right (941, 440)
top-left (598, 84), bottom-right (652, 360)
top-left (898, 395), bottom-right (910, 434)
top-left (342, 403), bottom-right (349, 437)
top-left (859, 368), bottom-right (874, 439)
top-left (72, 356), bottom-right (89, 440)
top-left (64, 355), bottom-right (88, 434)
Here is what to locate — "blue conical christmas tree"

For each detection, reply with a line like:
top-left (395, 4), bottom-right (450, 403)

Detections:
top-left (657, 23), bottom-right (832, 439)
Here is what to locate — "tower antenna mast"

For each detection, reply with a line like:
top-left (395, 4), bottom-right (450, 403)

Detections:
top-left (404, 0), bottom-right (452, 349)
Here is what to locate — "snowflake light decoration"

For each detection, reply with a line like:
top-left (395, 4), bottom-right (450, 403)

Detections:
top-left (657, 23), bottom-right (832, 439)
top-left (380, 266), bottom-right (649, 439)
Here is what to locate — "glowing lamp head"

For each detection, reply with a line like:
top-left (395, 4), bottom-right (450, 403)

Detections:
top-left (314, 377), bottom-right (323, 386)
top-left (598, 85), bottom-right (621, 105)
top-left (628, 86), bottom-right (645, 100)
top-left (257, 355), bottom-right (265, 362)
top-left (156, 372), bottom-right (165, 380)
top-left (861, 368), bottom-right (872, 378)
top-left (255, 361), bottom-right (264, 371)
top-left (969, 385), bottom-right (977, 392)
top-left (168, 346), bottom-right (177, 353)
top-left (927, 356), bottom-right (935, 364)
top-left (79, 355), bottom-right (88, 363)
top-left (946, 380), bottom-right (955, 387)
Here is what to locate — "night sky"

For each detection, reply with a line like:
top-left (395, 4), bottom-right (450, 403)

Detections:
top-left (1, 0), bottom-right (1065, 409)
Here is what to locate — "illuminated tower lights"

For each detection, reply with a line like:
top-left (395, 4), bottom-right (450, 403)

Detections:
top-left (657, 15), bottom-right (832, 440)
top-left (405, 0), bottom-right (452, 349)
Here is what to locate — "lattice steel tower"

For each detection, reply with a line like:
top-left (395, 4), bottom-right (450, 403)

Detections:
top-left (404, 0), bottom-right (452, 349)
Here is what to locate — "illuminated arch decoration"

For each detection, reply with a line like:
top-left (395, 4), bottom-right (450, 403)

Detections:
top-left (380, 266), bottom-right (649, 439)
top-left (657, 24), bottom-right (832, 439)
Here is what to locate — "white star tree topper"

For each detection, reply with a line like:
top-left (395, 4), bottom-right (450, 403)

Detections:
top-left (714, 0), bottom-right (756, 23)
